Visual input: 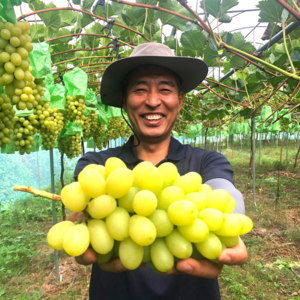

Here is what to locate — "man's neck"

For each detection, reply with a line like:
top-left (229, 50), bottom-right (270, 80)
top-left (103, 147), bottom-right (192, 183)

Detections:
top-left (132, 135), bottom-right (171, 166)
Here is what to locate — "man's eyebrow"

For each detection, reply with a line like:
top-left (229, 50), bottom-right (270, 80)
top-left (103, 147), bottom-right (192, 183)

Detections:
top-left (159, 80), bottom-right (175, 87)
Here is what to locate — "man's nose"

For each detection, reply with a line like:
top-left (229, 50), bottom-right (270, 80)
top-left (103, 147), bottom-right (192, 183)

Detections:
top-left (145, 91), bottom-right (161, 107)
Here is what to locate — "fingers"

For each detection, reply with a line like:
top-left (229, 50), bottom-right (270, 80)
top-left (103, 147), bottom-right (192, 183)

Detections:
top-left (66, 211), bottom-right (85, 222)
top-left (217, 237), bottom-right (248, 265)
top-left (175, 258), bottom-right (223, 279)
top-left (99, 259), bottom-right (146, 273)
top-left (75, 247), bottom-right (98, 265)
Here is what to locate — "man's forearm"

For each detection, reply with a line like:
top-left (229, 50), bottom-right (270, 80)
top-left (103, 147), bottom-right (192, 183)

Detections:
top-left (204, 178), bottom-right (245, 215)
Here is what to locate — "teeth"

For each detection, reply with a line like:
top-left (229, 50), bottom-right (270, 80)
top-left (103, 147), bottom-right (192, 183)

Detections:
top-left (144, 115), bottom-right (163, 120)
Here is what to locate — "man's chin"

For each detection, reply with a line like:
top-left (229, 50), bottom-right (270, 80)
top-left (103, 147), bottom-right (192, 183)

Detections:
top-left (138, 131), bottom-right (169, 141)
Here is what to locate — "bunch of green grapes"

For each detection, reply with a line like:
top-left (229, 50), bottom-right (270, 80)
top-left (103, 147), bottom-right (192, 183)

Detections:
top-left (33, 101), bottom-right (64, 150)
top-left (64, 95), bottom-right (86, 125)
top-left (58, 134), bottom-right (82, 159)
top-left (237, 116), bottom-right (244, 124)
top-left (279, 118), bottom-right (289, 132)
top-left (125, 125), bottom-right (132, 137)
top-left (12, 115), bottom-right (37, 155)
top-left (104, 117), bottom-right (126, 143)
top-left (83, 111), bottom-right (98, 139)
top-left (0, 93), bottom-right (15, 149)
top-left (0, 19), bottom-right (36, 109)
top-left (93, 123), bottom-right (105, 150)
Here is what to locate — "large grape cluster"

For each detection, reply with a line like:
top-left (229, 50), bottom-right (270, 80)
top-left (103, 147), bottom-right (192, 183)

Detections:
top-left (64, 95), bottom-right (86, 125)
top-left (0, 93), bottom-right (15, 149)
top-left (0, 19), bottom-right (36, 110)
top-left (125, 125), bottom-right (132, 137)
top-left (279, 118), bottom-right (289, 132)
top-left (33, 101), bottom-right (64, 150)
top-left (46, 158), bottom-right (254, 273)
top-left (83, 111), bottom-right (98, 139)
top-left (58, 134), bottom-right (82, 159)
top-left (12, 115), bottom-right (37, 155)
top-left (93, 123), bottom-right (105, 150)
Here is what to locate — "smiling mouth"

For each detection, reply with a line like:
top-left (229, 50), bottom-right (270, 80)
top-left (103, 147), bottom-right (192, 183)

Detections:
top-left (142, 114), bottom-right (165, 121)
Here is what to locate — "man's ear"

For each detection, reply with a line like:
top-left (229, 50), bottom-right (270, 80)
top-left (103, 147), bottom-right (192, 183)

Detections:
top-left (178, 91), bottom-right (184, 113)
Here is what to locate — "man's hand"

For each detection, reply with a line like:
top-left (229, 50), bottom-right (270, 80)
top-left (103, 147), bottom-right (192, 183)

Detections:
top-left (67, 212), bottom-right (146, 272)
top-left (165, 237), bottom-right (247, 279)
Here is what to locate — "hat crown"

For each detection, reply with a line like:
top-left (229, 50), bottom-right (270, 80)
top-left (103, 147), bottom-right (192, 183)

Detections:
top-left (130, 42), bottom-right (175, 57)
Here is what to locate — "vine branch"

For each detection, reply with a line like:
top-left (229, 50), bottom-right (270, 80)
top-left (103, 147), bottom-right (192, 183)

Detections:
top-left (13, 185), bottom-right (61, 201)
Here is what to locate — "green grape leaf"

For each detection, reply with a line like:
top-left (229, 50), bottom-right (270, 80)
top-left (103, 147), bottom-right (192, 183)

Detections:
top-left (111, 2), bottom-right (125, 15)
top-left (219, 14), bottom-right (231, 23)
top-left (180, 30), bottom-right (207, 57)
top-left (80, 13), bottom-right (94, 28)
top-left (200, 0), bottom-right (237, 19)
top-left (50, 28), bottom-right (73, 45)
top-left (59, 10), bottom-right (77, 28)
top-left (126, 5), bottom-right (146, 27)
top-left (229, 32), bottom-right (245, 49)
top-left (30, 23), bottom-right (46, 43)
top-left (94, 4), bottom-right (115, 18)
top-left (219, 0), bottom-right (238, 17)
top-left (82, 0), bottom-right (94, 12)
top-left (203, 45), bottom-right (219, 67)
top-left (200, 0), bottom-right (220, 18)
top-left (239, 108), bottom-right (253, 117)
top-left (258, 0), bottom-right (285, 23)
top-left (73, 0), bottom-right (81, 5)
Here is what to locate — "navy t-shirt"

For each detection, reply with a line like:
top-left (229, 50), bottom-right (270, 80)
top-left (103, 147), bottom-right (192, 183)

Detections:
top-left (74, 136), bottom-right (234, 300)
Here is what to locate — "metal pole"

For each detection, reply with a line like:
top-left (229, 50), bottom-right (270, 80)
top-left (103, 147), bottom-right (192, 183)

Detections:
top-left (252, 117), bottom-right (256, 206)
top-left (219, 129), bottom-right (222, 153)
top-left (217, 135), bottom-right (219, 152)
top-left (259, 133), bottom-right (262, 165)
top-left (240, 134), bottom-right (242, 159)
top-left (286, 133), bottom-right (289, 171)
top-left (50, 149), bottom-right (59, 282)
top-left (298, 131), bottom-right (299, 150)
top-left (37, 151), bottom-right (40, 190)
top-left (276, 134), bottom-right (278, 151)
top-left (227, 135), bottom-right (229, 150)
top-left (94, 141), bottom-right (96, 152)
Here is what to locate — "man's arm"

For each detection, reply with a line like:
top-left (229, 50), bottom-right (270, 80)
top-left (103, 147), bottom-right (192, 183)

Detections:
top-left (204, 178), bottom-right (245, 215)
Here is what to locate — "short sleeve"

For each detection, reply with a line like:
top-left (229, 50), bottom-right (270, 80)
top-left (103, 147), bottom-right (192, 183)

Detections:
top-left (200, 150), bottom-right (234, 185)
top-left (74, 152), bottom-right (104, 181)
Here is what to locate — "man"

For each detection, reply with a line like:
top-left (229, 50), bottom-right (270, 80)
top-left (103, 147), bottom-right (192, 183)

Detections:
top-left (70, 43), bottom-right (248, 300)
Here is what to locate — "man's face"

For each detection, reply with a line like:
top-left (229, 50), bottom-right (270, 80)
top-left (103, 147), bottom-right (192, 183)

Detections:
top-left (123, 65), bottom-right (184, 142)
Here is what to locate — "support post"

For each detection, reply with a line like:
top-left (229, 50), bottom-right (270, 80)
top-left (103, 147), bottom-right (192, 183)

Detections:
top-left (37, 151), bottom-right (40, 190)
top-left (276, 134), bottom-right (278, 151)
top-left (94, 141), bottom-right (96, 152)
top-left (259, 133), bottom-right (262, 165)
top-left (241, 133), bottom-right (243, 159)
top-left (298, 131), bottom-right (299, 150)
top-left (219, 129), bottom-right (222, 153)
top-left (252, 117), bottom-right (256, 206)
top-left (50, 149), bottom-right (59, 282)
top-left (286, 133), bottom-right (289, 171)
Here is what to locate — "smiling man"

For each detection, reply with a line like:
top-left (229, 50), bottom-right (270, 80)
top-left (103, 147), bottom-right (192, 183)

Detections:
top-left (71, 43), bottom-right (247, 300)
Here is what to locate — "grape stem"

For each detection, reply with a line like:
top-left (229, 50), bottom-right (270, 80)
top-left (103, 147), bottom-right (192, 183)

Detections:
top-left (13, 185), bottom-right (61, 201)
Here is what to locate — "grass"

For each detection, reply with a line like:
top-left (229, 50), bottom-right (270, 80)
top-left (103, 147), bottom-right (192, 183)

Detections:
top-left (0, 139), bottom-right (299, 299)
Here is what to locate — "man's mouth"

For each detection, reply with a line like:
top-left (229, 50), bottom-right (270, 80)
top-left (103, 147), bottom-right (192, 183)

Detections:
top-left (142, 114), bottom-right (164, 121)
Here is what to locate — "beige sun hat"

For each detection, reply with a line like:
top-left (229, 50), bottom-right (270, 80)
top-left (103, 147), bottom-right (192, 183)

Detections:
top-left (100, 42), bottom-right (208, 108)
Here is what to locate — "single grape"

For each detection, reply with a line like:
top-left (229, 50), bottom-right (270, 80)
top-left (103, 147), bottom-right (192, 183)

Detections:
top-left (139, 167), bottom-right (163, 196)
top-left (157, 186), bottom-right (185, 211)
top-left (213, 213), bottom-right (243, 236)
top-left (105, 167), bottom-right (133, 199)
top-left (97, 249), bottom-right (114, 264)
top-left (105, 157), bottom-right (126, 176)
top-left (84, 164), bottom-right (106, 179)
top-left (150, 238), bottom-right (174, 272)
top-left (129, 215), bottom-right (156, 246)
top-left (106, 207), bottom-right (130, 241)
top-left (87, 195), bottom-right (116, 219)
top-left (206, 189), bottom-right (231, 212)
top-left (132, 161), bottom-right (154, 187)
top-left (165, 228), bottom-right (193, 259)
top-left (199, 184), bottom-right (212, 194)
top-left (195, 232), bottom-right (222, 260)
top-left (217, 235), bottom-right (239, 248)
top-left (232, 213), bottom-right (253, 235)
top-left (61, 182), bottom-right (88, 212)
top-left (157, 162), bottom-right (178, 188)
top-left (88, 219), bottom-right (114, 255)
top-left (173, 173), bottom-right (198, 194)
top-left (47, 221), bottom-right (75, 250)
top-left (148, 209), bottom-right (174, 237)
top-left (198, 208), bottom-right (225, 231)
top-left (184, 191), bottom-right (208, 211)
top-left (119, 237), bottom-right (144, 270)
top-left (63, 223), bottom-right (90, 257)
top-left (178, 218), bottom-right (209, 243)
top-left (168, 200), bottom-right (198, 226)
top-left (223, 197), bottom-right (236, 213)
top-left (133, 190), bottom-right (157, 216)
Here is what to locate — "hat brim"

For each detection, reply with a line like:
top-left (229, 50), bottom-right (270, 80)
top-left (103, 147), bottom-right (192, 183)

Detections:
top-left (100, 56), bottom-right (208, 108)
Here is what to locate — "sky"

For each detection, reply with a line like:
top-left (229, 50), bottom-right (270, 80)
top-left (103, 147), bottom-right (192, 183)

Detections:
top-left (14, 0), bottom-right (267, 79)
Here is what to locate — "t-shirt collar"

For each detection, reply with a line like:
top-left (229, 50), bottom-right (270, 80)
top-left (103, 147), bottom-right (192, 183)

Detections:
top-left (119, 135), bottom-right (186, 164)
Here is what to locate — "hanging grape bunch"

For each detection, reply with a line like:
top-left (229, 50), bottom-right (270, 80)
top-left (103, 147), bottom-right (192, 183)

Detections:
top-left (12, 115), bottom-right (37, 155)
top-left (83, 111), bottom-right (98, 139)
top-left (279, 118), bottom-right (289, 132)
top-left (47, 158), bottom-right (253, 272)
top-left (125, 125), bottom-right (132, 137)
top-left (237, 116), bottom-right (244, 124)
top-left (103, 117), bottom-right (126, 147)
top-left (0, 19), bottom-right (36, 110)
top-left (58, 134), bottom-right (82, 159)
top-left (64, 95), bottom-right (87, 125)
top-left (33, 101), bottom-right (64, 150)
top-left (0, 93), bottom-right (15, 149)
top-left (93, 123), bottom-right (105, 150)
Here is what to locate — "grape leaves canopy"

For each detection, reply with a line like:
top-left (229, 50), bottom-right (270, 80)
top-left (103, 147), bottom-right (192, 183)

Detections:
top-left (3, 0), bottom-right (300, 137)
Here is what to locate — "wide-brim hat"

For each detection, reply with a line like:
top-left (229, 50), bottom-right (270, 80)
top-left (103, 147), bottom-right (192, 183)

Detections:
top-left (101, 42), bottom-right (208, 108)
